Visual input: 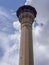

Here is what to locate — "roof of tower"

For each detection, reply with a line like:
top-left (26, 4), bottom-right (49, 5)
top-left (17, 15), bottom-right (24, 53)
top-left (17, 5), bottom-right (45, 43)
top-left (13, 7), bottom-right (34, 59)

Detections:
top-left (17, 5), bottom-right (37, 18)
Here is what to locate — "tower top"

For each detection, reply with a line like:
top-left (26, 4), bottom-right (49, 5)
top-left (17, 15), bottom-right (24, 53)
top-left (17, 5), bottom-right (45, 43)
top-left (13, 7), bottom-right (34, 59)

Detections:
top-left (17, 5), bottom-right (37, 18)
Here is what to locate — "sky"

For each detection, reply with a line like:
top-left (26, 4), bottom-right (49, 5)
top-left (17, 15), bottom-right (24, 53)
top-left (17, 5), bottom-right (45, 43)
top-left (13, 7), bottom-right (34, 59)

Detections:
top-left (0, 0), bottom-right (49, 65)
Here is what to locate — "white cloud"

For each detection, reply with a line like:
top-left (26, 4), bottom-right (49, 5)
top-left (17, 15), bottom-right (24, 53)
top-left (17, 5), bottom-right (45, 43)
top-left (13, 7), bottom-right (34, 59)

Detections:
top-left (0, 7), bottom-right (19, 65)
top-left (33, 26), bottom-right (42, 36)
top-left (0, 32), bottom-right (20, 65)
top-left (13, 20), bottom-right (21, 32)
top-left (0, 7), bottom-right (15, 20)
top-left (25, 0), bottom-right (49, 23)
top-left (0, 31), bottom-right (20, 65)
top-left (0, 6), bottom-right (16, 34)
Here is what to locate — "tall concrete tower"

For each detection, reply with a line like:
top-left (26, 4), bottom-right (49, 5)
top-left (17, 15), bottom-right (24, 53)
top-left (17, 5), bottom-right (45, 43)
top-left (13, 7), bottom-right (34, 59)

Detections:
top-left (17, 5), bottom-right (37, 65)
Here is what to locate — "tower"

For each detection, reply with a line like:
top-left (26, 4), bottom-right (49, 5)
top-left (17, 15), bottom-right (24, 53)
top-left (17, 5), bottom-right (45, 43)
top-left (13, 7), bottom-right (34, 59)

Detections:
top-left (17, 5), bottom-right (37, 65)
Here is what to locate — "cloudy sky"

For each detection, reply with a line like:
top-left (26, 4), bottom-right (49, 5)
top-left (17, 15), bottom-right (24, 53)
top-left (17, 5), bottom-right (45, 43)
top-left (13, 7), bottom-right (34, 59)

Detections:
top-left (0, 0), bottom-right (49, 65)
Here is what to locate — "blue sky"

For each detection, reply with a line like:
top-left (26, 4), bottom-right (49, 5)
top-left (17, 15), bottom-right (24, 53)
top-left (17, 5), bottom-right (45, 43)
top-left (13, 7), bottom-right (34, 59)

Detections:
top-left (0, 0), bottom-right (25, 10)
top-left (0, 0), bottom-right (49, 65)
top-left (0, 0), bottom-right (26, 34)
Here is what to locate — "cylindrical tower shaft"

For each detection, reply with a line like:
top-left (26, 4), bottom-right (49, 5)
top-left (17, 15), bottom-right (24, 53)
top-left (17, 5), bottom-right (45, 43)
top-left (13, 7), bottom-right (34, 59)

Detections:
top-left (16, 5), bottom-right (37, 65)
top-left (20, 23), bottom-right (33, 65)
